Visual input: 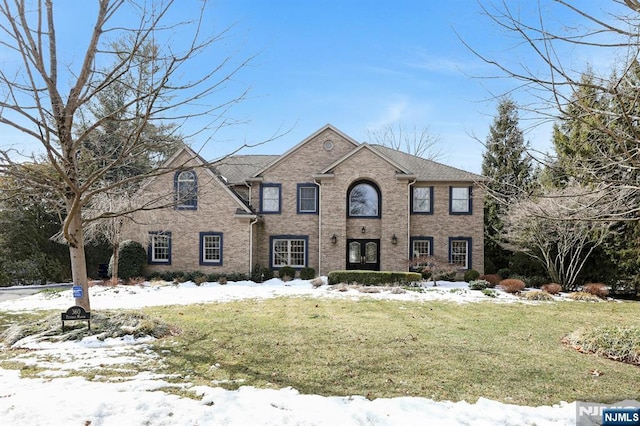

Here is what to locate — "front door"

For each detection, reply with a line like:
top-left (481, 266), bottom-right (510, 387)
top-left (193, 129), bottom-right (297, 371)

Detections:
top-left (346, 239), bottom-right (380, 270)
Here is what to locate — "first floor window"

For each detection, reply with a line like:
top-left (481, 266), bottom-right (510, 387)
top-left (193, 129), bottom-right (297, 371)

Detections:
top-left (412, 238), bottom-right (433, 259)
top-left (200, 232), bottom-right (223, 265)
top-left (149, 232), bottom-right (171, 264)
top-left (449, 237), bottom-right (471, 269)
top-left (271, 236), bottom-right (307, 268)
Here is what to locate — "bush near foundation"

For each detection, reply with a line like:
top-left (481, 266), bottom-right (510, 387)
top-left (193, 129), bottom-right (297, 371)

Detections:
top-left (541, 283), bottom-right (562, 295)
top-left (499, 278), bottom-right (525, 294)
top-left (583, 283), bottom-right (609, 298)
top-left (479, 274), bottom-right (501, 287)
top-left (327, 270), bottom-right (422, 286)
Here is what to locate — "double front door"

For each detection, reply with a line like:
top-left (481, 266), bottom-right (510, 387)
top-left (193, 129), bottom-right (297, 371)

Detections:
top-left (346, 239), bottom-right (380, 271)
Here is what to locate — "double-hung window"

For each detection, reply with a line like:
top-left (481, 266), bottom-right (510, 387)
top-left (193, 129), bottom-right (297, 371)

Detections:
top-left (149, 232), bottom-right (171, 264)
top-left (200, 232), bottom-right (223, 265)
top-left (260, 183), bottom-right (281, 214)
top-left (297, 183), bottom-right (318, 214)
top-left (412, 187), bottom-right (433, 214)
top-left (450, 186), bottom-right (472, 214)
top-left (449, 237), bottom-right (472, 269)
top-left (270, 236), bottom-right (308, 268)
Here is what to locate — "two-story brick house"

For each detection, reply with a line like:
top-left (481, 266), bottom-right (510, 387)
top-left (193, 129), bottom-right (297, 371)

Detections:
top-left (127, 124), bottom-right (485, 277)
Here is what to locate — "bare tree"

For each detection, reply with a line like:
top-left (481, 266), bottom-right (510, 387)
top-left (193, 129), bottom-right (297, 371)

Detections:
top-left (366, 123), bottom-right (443, 160)
top-left (0, 1), bottom-right (256, 310)
top-left (463, 1), bottom-right (640, 217)
top-left (501, 184), bottom-right (625, 290)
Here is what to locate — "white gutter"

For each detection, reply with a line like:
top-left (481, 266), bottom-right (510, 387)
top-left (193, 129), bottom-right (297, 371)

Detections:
top-left (313, 177), bottom-right (322, 275)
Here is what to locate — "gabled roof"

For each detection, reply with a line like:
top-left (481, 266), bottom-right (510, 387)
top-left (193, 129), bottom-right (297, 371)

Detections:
top-left (318, 143), bottom-right (413, 176)
top-left (369, 144), bottom-right (486, 182)
top-left (212, 155), bottom-right (278, 185)
top-left (147, 144), bottom-right (255, 214)
top-left (250, 124), bottom-right (360, 178)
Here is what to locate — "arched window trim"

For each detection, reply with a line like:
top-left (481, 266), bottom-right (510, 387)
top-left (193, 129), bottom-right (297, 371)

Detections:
top-left (347, 180), bottom-right (381, 218)
top-left (174, 170), bottom-right (198, 210)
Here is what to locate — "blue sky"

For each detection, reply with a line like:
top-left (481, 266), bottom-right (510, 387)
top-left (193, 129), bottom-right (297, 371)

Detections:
top-left (1, 1), bottom-right (625, 174)
top-left (205, 0), bottom-right (518, 173)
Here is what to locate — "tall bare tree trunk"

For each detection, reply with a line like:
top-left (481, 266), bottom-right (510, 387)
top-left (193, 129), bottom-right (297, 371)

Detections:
top-left (67, 211), bottom-right (90, 311)
top-left (111, 244), bottom-right (119, 286)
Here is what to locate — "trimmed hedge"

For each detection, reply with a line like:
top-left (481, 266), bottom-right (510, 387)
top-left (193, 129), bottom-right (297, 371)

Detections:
top-left (327, 270), bottom-right (422, 286)
top-left (109, 240), bottom-right (146, 280)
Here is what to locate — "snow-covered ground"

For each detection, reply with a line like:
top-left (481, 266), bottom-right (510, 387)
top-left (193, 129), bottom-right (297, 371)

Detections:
top-left (0, 279), bottom-right (578, 425)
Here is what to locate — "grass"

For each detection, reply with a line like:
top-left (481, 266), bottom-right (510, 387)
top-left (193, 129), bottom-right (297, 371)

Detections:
top-left (1, 297), bottom-right (639, 406)
top-left (143, 298), bottom-right (640, 406)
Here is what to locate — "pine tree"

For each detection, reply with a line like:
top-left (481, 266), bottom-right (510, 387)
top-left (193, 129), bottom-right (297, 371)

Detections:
top-left (481, 98), bottom-right (533, 272)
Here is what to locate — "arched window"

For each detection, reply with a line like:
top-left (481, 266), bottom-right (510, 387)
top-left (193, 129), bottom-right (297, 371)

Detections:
top-left (347, 180), bottom-right (381, 218)
top-left (175, 170), bottom-right (197, 210)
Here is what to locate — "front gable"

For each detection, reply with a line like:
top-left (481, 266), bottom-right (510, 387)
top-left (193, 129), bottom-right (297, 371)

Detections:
top-left (250, 124), bottom-right (360, 180)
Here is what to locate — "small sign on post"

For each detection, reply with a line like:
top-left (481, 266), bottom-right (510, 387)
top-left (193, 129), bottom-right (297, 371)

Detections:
top-left (72, 285), bottom-right (83, 298)
top-left (61, 305), bottom-right (91, 331)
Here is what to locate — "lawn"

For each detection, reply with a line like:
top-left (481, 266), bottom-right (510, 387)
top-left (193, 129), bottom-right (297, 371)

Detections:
top-left (142, 297), bottom-right (640, 406)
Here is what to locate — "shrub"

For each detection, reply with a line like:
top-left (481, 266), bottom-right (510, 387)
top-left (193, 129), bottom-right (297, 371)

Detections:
top-left (521, 290), bottom-right (554, 301)
top-left (300, 267), bottom-right (316, 280)
top-left (526, 276), bottom-right (549, 289)
top-left (482, 289), bottom-right (497, 298)
top-left (463, 269), bottom-right (480, 282)
top-left (310, 277), bottom-right (324, 288)
top-left (497, 268), bottom-right (511, 279)
top-left (110, 240), bottom-right (147, 280)
top-left (125, 276), bottom-right (146, 286)
top-left (567, 291), bottom-right (602, 302)
top-left (226, 272), bottom-right (248, 282)
top-left (218, 276), bottom-right (227, 285)
top-left (278, 266), bottom-right (296, 281)
top-left (194, 275), bottom-right (208, 286)
top-left (437, 271), bottom-right (457, 282)
top-left (479, 274), bottom-right (501, 287)
top-left (541, 283), bottom-right (562, 295)
top-left (499, 278), bottom-right (525, 294)
top-left (327, 271), bottom-right (422, 286)
top-left (468, 279), bottom-right (490, 290)
top-left (251, 264), bottom-right (274, 283)
top-left (583, 283), bottom-right (609, 298)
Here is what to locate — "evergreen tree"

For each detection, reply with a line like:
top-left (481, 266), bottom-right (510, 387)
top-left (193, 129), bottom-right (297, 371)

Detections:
top-left (481, 98), bottom-right (534, 272)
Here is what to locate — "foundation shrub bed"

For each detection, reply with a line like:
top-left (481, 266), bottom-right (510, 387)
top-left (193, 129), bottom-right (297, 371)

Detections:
top-left (300, 267), bottom-right (316, 280)
top-left (463, 269), bottom-right (480, 282)
top-left (499, 279), bottom-right (525, 294)
top-left (327, 270), bottom-right (422, 286)
top-left (278, 266), bottom-right (296, 281)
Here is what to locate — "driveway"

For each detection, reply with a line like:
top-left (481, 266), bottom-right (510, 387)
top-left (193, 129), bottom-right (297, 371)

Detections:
top-left (0, 284), bottom-right (72, 303)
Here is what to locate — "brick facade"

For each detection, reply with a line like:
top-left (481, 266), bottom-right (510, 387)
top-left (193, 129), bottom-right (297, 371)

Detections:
top-left (126, 125), bottom-right (485, 278)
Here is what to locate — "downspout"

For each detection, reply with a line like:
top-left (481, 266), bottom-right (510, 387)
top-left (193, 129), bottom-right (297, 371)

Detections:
top-left (249, 216), bottom-right (258, 275)
top-left (313, 178), bottom-right (322, 276)
top-left (407, 178), bottom-right (417, 270)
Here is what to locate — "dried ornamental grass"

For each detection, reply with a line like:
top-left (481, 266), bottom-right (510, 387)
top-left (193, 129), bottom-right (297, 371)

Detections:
top-left (521, 291), bottom-right (554, 301)
top-left (541, 283), bottom-right (562, 295)
top-left (567, 292), bottom-right (602, 302)
top-left (563, 326), bottom-right (640, 366)
top-left (499, 279), bottom-right (525, 294)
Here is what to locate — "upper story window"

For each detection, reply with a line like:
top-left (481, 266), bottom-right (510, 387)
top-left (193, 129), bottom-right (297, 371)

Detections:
top-left (411, 186), bottom-right (433, 214)
top-left (348, 180), bottom-right (381, 218)
top-left (260, 183), bottom-right (281, 214)
top-left (297, 183), bottom-right (318, 214)
top-left (175, 170), bottom-right (197, 210)
top-left (450, 186), bottom-right (472, 215)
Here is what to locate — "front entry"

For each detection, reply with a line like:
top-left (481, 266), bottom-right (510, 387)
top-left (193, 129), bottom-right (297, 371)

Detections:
top-left (346, 239), bottom-right (380, 271)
